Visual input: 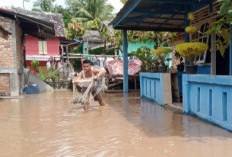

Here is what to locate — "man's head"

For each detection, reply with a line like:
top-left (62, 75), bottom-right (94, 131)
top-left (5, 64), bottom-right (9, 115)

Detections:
top-left (83, 59), bottom-right (92, 72)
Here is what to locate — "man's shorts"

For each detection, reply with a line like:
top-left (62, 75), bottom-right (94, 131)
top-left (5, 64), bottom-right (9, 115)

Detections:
top-left (81, 86), bottom-right (102, 101)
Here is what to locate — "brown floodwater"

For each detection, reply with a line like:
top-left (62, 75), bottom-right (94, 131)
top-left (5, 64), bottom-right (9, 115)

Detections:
top-left (0, 90), bottom-right (232, 157)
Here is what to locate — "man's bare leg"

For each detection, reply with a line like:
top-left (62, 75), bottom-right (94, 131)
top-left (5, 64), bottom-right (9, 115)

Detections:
top-left (83, 104), bottom-right (89, 111)
top-left (98, 100), bottom-right (105, 106)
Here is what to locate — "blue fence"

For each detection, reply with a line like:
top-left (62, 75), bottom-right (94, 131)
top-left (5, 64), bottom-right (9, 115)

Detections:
top-left (140, 73), bottom-right (172, 105)
top-left (197, 65), bottom-right (211, 74)
top-left (183, 74), bottom-right (232, 131)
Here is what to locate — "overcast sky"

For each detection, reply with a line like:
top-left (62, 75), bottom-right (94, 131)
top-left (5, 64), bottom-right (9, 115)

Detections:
top-left (0, 0), bottom-right (123, 13)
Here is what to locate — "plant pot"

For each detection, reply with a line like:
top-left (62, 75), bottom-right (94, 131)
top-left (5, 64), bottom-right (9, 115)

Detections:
top-left (149, 66), bottom-right (158, 73)
top-left (158, 65), bottom-right (167, 73)
top-left (177, 64), bottom-right (184, 72)
top-left (185, 65), bottom-right (197, 74)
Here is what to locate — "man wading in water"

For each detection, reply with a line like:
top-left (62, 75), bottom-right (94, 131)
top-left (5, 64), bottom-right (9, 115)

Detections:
top-left (73, 59), bottom-right (106, 111)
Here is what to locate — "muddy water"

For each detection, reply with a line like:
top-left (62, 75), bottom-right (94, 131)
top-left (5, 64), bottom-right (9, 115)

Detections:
top-left (0, 91), bottom-right (232, 157)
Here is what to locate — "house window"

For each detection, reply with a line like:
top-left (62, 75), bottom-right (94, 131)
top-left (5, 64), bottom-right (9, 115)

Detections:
top-left (191, 22), bottom-right (211, 64)
top-left (38, 39), bottom-right (47, 54)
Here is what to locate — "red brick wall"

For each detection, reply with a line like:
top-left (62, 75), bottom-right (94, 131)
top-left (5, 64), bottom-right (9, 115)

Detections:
top-left (0, 74), bottom-right (10, 96)
top-left (0, 17), bottom-right (13, 96)
top-left (0, 17), bottom-right (14, 68)
top-left (0, 17), bottom-right (24, 96)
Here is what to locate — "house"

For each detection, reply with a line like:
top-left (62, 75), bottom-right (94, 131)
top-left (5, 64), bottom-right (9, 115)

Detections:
top-left (83, 21), bottom-right (156, 59)
top-left (13, 9), bottom-right (66, 74)
top-left (111, 0), bottom-right (232, 131)
top-left (0, 7), bottom-right (57, 97)
top-left (82, 29), bottom-right (106, 54)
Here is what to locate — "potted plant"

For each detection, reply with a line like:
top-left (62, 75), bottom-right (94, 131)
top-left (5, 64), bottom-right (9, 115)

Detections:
top-left (175, 12), bottom-right (209, 74)
top-left (150, 47), bottom-right (172, 73)
top-left (175, 42), bottom-right (208, 74)
top-left (130, 46), bottom-right (158, 72)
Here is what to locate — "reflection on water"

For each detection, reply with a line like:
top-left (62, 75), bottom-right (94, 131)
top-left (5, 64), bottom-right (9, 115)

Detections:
top-left (0, 91), bottom-right (232, 157)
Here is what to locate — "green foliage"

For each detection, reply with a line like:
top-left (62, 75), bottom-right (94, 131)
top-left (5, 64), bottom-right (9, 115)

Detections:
top-left (66, 21), bottom-right (86, 40)
top-left (53, 5), bottom-right (72, 28)
top-left (31, 60), bottom-right (39, 72)
top-left (38, 67), bottom-right (60, 81)
top-left (71, 45), bottom-right (83, 72)
top-left (88, 46), bottom-right (114, 55)
top-left (32, 0), bottom-right (56, 12)
top-left (65, 0), bottom-right (114, 30)
top-left (150, 47), bottom-right (172, 66)
top-left (37, 72), bottom-right (46, 80)
top-left (48, 67), bottom-right (60, 81)
top-left (130, 46), bottom-right (157, 72)
top-left (32, 0), bottom-right (73, 33)
top-left (65, 0), bottom-right (115, 52)
top-left (205, 0), bottom-right (232, 56)
top-left (114, 30), bottom-right (155, 46)
top-left (73, 58), bottom-right (82, 72)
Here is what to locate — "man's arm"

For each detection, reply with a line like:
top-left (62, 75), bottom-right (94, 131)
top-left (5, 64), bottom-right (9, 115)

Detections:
top-left (93, 68), bottom-right (106, 80)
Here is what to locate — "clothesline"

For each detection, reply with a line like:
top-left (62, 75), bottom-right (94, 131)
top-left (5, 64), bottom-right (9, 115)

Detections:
top-left (61, 53), bottom-right (123, 59)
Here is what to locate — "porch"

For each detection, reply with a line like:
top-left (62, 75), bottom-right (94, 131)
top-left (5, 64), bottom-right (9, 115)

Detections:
top-left (111, 0), bottom-right (232, 131)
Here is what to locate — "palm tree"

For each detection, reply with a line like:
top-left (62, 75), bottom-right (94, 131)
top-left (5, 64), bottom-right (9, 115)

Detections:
top-left (32, 0), bottom-right (55, 12)
top-left (66, 0), bottom-right (114, 29)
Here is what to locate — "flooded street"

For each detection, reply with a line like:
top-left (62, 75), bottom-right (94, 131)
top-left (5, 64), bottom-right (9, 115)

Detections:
top-left (0, 91), bottom-right (232, 157)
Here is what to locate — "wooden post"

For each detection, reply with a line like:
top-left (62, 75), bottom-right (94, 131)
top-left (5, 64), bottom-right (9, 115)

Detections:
top-left (184, 8), bottom-right (189, 42)
top-left (230, 25), bottom-right (232, 75)
top-left (123, 29), bottom-right (128, 93)
top-left (211, 31), bottom-right (216, 75)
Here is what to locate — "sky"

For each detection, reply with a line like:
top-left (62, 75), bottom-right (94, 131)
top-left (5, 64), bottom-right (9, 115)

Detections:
top-left (0, 0), bottom-right (123, 14)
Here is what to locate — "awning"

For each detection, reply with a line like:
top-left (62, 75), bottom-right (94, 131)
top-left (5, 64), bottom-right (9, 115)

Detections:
top-left (111, 0), bottom-right (214, 32)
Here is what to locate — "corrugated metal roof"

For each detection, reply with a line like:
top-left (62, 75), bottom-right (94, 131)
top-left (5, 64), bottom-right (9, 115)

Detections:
top-left (0, 7), bottom-right (65, 38)
top-left (13, 8), bottom-right (65, 37)
top-left (83, 30), bottom-right (104, 43)
top-left (111, 0), bottom-right (214, 32)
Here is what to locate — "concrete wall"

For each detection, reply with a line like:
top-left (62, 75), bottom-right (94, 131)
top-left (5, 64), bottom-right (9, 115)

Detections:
top-left (24, 69), bottom-right (54, 93)
top-left (15, 21), bottom-right (24, 95)
top-left (140, 72), bottom-right (172, 105)
top-left (183, 74), bottom-right (232, 131)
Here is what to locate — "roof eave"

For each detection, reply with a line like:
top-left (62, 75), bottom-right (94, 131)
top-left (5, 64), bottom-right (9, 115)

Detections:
top-left (115, 26), bottom-right (184, 32)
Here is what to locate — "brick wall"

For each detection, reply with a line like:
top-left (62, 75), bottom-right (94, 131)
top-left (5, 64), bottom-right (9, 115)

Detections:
top-left (171, 33), bottom-right (185, 69)
top-left (0, 74), bottom-right (10, 96)
top-left (0, 16), bottom-right (13, 96)
top-left (0, 16), bottom-right (25, 96)
top-left (0, 16), bottom-right (14, 68)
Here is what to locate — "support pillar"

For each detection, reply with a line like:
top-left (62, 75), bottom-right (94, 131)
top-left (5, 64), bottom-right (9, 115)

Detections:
top-left (123, 29), bottom-right (128, 93)
top-left (184, 8), bottom-right (189, 42)
top-left (211, 31), bottom-right (216, 75)
top-left (230, 25), bottom-right (232, 75)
